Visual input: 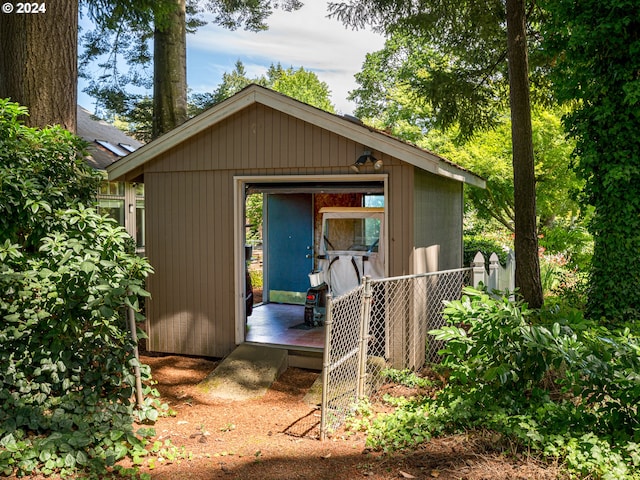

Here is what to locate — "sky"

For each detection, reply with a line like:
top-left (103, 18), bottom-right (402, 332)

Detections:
top-left (78, 2), bottom-right (386, 116)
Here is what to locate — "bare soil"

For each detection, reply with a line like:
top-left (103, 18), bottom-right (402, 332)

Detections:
top-left (132, 354), bottom-right (564, 480)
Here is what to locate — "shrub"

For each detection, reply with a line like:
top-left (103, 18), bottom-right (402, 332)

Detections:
top-left (0, 100), bottom-right (156, 477)
top-left (365, 288), bottom-right (640, 478)
top-left (463, 235), bottom-right (509, 269)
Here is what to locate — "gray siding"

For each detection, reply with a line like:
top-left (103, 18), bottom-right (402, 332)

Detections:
top-left (143, 103), bottom-right (461, 357)
top-left (412, 167), bottom-right (463, 272)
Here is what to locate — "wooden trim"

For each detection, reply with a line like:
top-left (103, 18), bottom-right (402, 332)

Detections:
top-left (107, 85), bottom-right (485, 188)
top-left (232, 174), bottom-right (390, 342)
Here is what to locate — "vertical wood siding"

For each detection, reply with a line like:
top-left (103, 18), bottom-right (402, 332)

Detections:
top-left (144, 103), bottom-right (459, 357)
top-left (413, 168), bottom-right (463, 271)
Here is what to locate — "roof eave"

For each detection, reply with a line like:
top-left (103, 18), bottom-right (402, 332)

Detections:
top-left (107, 85), bottom-right (486, 188)
top-left (107, 88), bottom-right (258, 180)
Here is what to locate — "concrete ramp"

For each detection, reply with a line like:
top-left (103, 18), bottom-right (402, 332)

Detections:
top-left (198, 344), bottom-right (288, 400)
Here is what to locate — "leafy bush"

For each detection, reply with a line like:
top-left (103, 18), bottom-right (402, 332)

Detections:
top-left (365, 288), bottom-right (640, 478)
top-left (0, 100), bottom-right (101, 251)
top-left (463, 235), bottom-right (509, 269)
top-left (0, 100), bottom-right (156, 477)
top-left (538, 217), bottom-right (593, 272)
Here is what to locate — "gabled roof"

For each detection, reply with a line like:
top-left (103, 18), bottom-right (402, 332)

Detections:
top-left (107, 84), bottom-right (485, 188)
top-left (77, 105), bottom-right (143, 170)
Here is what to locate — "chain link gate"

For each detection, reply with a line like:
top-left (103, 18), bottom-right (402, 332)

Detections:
top-left (319, 268), bottom-right (472, 440)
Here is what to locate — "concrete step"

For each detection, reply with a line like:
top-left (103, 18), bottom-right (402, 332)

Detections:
top-left (198, 344), bottom-right (288, 400)
top-left (288, 349), bottom-right (323, 371)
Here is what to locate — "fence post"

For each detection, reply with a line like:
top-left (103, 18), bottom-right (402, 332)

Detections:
top-left (488, 252), bottom-right (500, 291)
top-left (357, 277), bottom-right (372, 400)
top-left (319, 293), bottom-right (333, 442)
top-left (507, 249), bottom-right (516, 299)
top-left (472, 251), bottom-right (486, 288)
top-left (127, 299), bottom-right (144, 409)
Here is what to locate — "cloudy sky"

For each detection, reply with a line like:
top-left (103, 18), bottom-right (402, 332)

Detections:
top-left (187, 2), bottom-right (385, 114)
top-left (79, 2), bottom-right (386, 115)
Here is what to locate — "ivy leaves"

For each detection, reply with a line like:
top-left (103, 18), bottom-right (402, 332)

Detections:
top-left (542, 0), bottom-right (640, 322)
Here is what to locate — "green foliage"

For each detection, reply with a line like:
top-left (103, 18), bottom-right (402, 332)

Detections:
top-left (269, 65), bottom-right (335, 113)
top-left (0, 100), bottom-right (102, 251)
top-left (249, 268), bottom-right (263, 290)
top-left (190, 62), bottom-right (336, 116)
top-left (422, 107), bottom-right (584, 235)
top-left (380, 369), bottom-right (433, 389)
top-left (0, 101), bottom-right (158, 477)
top-left (81, 0), bottom-right (303, 128)
top-left (463, 235), bottom-right (508, 269)
top-left (538, 216), bottom-right (593, 272)
top-left (364, 288), bottom-right (640, 478)
top-left (245, 192), bottom-right (263, 242)
top-left (542, 0), bottom-right (640, 323)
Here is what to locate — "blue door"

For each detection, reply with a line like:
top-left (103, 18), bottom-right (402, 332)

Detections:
top-left (266, 193), bottom-right (313, 304)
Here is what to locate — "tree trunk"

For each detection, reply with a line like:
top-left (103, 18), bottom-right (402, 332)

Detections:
top-left (0, 0), bottom-right (77, 131)
top-left (505, 0), bottom-right (543, 308)
top-left (152, 0), bottom-right (188, 138)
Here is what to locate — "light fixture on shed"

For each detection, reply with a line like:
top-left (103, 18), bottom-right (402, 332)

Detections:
top-left (350, 150), bottom-right (383, 173)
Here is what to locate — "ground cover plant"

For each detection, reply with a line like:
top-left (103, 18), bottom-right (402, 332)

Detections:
top-left (360, 287), bottom-right (640, 479)
top-left (0, 100), bottom-right (158, 477)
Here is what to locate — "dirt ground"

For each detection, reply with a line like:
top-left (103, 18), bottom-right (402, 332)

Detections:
top-left (130, 354), bottom-right (564, 480)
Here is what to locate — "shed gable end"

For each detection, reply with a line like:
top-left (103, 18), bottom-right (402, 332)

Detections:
top-left (144, 104), bottom-right (390, 174)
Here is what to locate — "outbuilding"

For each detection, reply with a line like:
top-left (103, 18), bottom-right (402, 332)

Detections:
top-left (107, 84), bottom-right (484, 360)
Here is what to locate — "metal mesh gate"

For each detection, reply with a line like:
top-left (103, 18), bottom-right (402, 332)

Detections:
top-left (319, 284), bottom-right (365, 437)
top-left (319, 268), bottom-right (472, 440)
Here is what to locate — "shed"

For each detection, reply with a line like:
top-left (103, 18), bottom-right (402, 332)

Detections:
top-left (107, 84), bottom-right (485, 359)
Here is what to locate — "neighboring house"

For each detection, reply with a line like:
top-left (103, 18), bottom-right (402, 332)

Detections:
top-left (77, 105), bottom-right (145, 253)
top-left (107, 84), bottom-right (485, 359)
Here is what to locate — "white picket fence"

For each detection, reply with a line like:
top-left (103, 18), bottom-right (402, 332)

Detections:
top-left (471, 250), bottom-right (515, 293)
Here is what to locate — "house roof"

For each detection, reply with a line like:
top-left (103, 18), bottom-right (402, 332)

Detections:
top-left (107, 84), bottom-right (485, 188)
top-left (77, 105), bottom-right (143, 170)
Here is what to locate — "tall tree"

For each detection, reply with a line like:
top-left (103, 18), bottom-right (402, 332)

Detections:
top-left (0, 0), bottom-right (78, 131)
top-left (153, 0), bottom-right (188, 136)
top-left (117, 61), bottom-right (335, 139)
top-left (543, 0), bottom-right (640, 323)
top-left (81, 0), bottom-right (303, 138)
top-left (505, 0), bottom-right (541, 307)
top-left (329, 0), bottom-right (544, 307)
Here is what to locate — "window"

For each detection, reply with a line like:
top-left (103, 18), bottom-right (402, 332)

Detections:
top-left (119, 143), bottom-right (138, 153)
top-left (97, 180), bottom-right (144, 251)
top-left (98, 198), bottom-right (125, 224)
top-left (135, 184), bottom-right (145, 249)
top-left (364, 195), bottom-right (384, 207)
top-left (324, 217), bottom-right (381, 252)
top-left (95, 140), bottom-right (128, 157)
top-left (98, 181), bottom-right (124, 197)
top-left (98, 181), bottom-right (126, 225)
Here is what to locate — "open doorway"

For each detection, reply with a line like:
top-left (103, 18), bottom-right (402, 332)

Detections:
top-left (237, 177), bottom-right (387, 349)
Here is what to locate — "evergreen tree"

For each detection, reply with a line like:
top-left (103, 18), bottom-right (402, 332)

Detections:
top-left (0, 0), bottom-right (78, 130)
top-left (329, 0), bottom-right (544, 307)
top-left (82, 0), bottom-right (303, 138)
